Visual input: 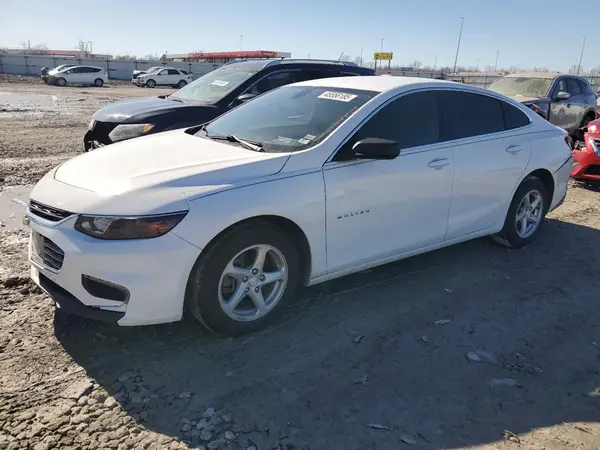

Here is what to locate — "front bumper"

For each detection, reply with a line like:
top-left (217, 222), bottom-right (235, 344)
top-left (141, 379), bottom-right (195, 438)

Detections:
top-left (571, 144), bottom-right (600, 182)
top-left (26, 210), bottom-right (201, 326)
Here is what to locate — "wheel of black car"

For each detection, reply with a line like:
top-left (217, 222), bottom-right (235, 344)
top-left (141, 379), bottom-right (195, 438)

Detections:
top-left (56, 77), bottom-right (66, 87)
top-left (185, 221), bottom-right (300, 336)
top-left (146, 79), bottom-right (156, 88)
top-left (177, 80), bottom-right (187, 89)
top-left (94, 78), bottom-right (104, 87)
top-left (493, 176), bottom-right (548, 249)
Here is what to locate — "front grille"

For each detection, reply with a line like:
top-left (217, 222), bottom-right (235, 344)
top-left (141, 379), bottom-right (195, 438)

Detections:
top-left (87, 121), bottom-right (118, 145)
top-left (584, 165), bottom-right (600, 176)
top-left (34, 236), bottom-right (65, 271)
top-left (591, 139), bottom-right (600, 156)
top-left (29, 200), bottom-right (72, 222)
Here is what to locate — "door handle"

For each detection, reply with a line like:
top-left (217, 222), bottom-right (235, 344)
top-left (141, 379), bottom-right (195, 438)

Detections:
top-left (428, 158), bottom-right (450, 169)
top-left (506, 145), bottom-right (524, 155)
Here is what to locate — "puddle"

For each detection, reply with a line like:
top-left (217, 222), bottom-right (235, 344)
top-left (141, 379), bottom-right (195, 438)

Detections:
top-left (0, 91), bottom-right (64, 116)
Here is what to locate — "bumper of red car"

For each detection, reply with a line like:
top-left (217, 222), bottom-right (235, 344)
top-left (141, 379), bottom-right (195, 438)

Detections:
top-left (571, 136), bottom-right (600, 181)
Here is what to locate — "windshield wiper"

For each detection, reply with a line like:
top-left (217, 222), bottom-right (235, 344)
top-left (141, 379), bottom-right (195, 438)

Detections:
top-left (167, 96), bottom-right (184, 103)
top-left (205, 133), bottom-right (263, 152)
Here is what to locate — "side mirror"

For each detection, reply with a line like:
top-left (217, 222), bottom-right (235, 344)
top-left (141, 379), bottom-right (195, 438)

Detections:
top-left (556, 91), bottom-right (570, 101)
top-left (352, 138), bottom-right (400, 160)
top-left (236, 93), bottom-right (257, 103)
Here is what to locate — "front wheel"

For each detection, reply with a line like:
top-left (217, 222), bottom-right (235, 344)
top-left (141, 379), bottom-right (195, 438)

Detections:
top-left (56, 77), bottom-right (66, 87)
top-left (185, 222), bottom-right (300, 336)
top-left (94, 78), bottom-right (104, 87)
top-left (493, 177), bottom-right (548, 248)
top-left (146, 79), bottom-right (156, 88)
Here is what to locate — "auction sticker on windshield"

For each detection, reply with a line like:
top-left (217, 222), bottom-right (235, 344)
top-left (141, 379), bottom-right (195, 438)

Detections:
top-left (317, 91), bottom-right (358, 102)
top-left (211, 80), bottom-right (229, 87)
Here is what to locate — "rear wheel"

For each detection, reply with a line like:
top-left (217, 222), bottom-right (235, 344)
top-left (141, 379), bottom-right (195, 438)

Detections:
top-left (177, 80), bottom-right (187, 89)
top-left (94, 78), bottom-right (104, 87)
top-left (56, 77), bottom-right (66, 87)
top-left (146, 79), bottom-right (156, 88)
top-left (185, 222), bottom-right (300, 336)
top-left (492, 177), bottom-right (548, 248)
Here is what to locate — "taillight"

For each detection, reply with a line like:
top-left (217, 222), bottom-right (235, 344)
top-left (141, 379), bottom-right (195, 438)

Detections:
top-left (565, 135), bottom-right (573, 149)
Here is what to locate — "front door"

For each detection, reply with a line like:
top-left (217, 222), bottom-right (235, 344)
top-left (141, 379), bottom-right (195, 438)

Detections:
top-left (323, 90), bottom-right (454, 273)
top-left (549, 78), bottom-right (573, 130)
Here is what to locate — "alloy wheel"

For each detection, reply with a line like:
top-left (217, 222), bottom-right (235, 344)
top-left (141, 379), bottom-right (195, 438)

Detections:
top-left (218, 244), bottom-right (288, 322)
top-left (515, 189), bottom-right (543, 238)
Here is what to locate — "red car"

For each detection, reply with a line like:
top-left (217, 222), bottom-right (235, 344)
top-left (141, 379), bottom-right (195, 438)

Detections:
top-left (572, 118), bottom-right (600, 183)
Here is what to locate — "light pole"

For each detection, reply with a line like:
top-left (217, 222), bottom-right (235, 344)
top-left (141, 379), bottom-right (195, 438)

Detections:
top-left (576, 36), bottom-right (586, 75)
top-left (380, 38), bottom-right (384, 52)
top-left (433, 54), bottom-right (438, 71)
top-left (240, 35), bottom-right (243, 52)
top-left (452, 16), bottom-right (464, 75)
top-left (360, 48), bottom-right (363, 66)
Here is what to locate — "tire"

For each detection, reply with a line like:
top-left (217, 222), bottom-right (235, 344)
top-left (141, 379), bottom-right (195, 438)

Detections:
top-left (94, 78), bottom-right (104, 87)
top-left (146, 79), bottom-right (156, 88)
top-left (177, 80), bottom-right (187, 89)
top-left (493, 176), bottom-right (548, 249)
top-left (185, 221), bottom-right (301, 336)
top-left (581, 113), bottom-right (594, 128)
top-left (56, 77), bottom-right (66, 87)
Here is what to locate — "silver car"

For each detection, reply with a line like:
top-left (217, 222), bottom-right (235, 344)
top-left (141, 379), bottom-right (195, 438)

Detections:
top-left (489, 72), bottom-right (597, 132)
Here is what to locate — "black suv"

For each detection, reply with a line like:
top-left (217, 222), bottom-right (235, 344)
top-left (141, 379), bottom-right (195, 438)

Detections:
top-left (84, 59), bottom-right (375, 151)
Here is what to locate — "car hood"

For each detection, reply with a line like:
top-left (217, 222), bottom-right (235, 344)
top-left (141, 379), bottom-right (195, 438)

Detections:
top-left (41, 130), bottom-right (289, 215)
top-left (92, 96), bottom-right (194, 122)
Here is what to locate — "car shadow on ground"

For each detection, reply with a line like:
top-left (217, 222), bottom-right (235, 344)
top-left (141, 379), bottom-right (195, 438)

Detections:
top-left (55, 218), bottom-right (600, 449)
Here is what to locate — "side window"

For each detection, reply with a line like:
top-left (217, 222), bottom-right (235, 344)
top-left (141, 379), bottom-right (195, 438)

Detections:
top-left (502, 102), bottom-right (531, 130)
top-left (553, 79), bottom-right (567, 96)
top-left (90, 68), bottom-right (101, 73)
top-left (246, 71), bottom-right (296, 96)
top-left (159, 70), bottom-right (168, 75)
top-left (439, 90), bottom-right (505, 140)
top-left (335, 90), bottom-right (440, 160)
top-left (567, 78), bottom-right (582, 96)
top-left (168, 69), bottom-right (179, 75)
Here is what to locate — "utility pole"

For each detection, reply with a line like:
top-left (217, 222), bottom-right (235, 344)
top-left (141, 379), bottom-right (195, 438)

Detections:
top-left (380, 38), bottom-right (384, 52)
top-left (475, 58), bottom-right (479, 72)
top-left (494, 50), bottom-right (499, 71)
top-left (452, 16), bottom-right (464, 75)
top-left (576, 36), bottom-right (586, 75)
top-left (240, 35), bottom-right (243, 52)
top-left (433, 54), bottom-right (438, 71)
top-left (360, 48), bottom-right (363, 66)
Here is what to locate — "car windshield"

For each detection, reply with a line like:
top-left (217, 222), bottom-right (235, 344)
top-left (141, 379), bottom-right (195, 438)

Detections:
top-left (488, 77), bottom-right (553, 98)
top-left (171, 66), bottom-right (259, 103)
top-left (199, 85), bottom-right (377, 153)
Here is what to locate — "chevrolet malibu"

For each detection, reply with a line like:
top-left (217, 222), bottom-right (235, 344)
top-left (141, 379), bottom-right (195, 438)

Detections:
top-left (25, 76), bottom-right (573, 336)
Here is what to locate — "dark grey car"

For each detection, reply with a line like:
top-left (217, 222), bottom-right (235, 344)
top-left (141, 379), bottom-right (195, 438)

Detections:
top-left (489, 72), bottom-right (597, 132)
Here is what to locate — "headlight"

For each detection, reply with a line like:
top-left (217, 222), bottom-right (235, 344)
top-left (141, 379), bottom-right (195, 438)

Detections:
top-left (75, 212), bottom-right (187, 240)
top-left (108, 123), bottom-right (155, 142)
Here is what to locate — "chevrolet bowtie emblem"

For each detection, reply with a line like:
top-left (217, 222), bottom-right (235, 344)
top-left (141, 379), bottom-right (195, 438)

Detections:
top-left (22, 217), bottom-right (30, 226)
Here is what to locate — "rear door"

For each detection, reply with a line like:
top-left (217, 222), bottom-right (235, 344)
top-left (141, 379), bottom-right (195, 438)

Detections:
top-left (167, 69), bottom-right (181, 84)
top-left (439, 90), bottom-right (532, 239)
top-left (566, 77), bottom-right (585, 129)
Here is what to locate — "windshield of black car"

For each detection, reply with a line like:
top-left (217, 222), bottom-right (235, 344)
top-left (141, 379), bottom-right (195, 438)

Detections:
top-left (170, 67), bottom-right (258, 103)
top-left (199, 85), bottom-right (377, 153)
top-left (488, 77), bottom-right (553, 98)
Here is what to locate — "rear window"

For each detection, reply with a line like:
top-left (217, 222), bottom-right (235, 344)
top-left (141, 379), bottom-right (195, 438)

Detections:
top-left (502, 102), bottom-right (531, 129)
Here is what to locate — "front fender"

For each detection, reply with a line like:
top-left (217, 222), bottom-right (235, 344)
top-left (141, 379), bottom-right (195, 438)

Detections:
top-left (173, 171), bottom-right (327, 279)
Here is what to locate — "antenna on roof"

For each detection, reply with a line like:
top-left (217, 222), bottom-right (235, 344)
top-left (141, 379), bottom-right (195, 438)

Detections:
top-left (337, 52), bottom-right (344, 61)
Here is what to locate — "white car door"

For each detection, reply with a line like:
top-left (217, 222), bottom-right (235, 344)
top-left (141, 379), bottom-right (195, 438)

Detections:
top-left (80, 67), bottom-right (96, 84)
top-left (438, 90), bottom-right (532, 240)
top-left (155, 69), bottom-right (169, 85)
top-left (62, 68), bottom-right (80, 84)
top-left (323, 90), bottom-right (454, 273)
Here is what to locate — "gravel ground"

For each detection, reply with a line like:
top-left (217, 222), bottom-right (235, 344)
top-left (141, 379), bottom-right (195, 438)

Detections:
top-left (1, 77), bottom-right (600, 450)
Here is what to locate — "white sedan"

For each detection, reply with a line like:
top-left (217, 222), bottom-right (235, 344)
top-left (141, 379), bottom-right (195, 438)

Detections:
top-left (25, 76), bottom-right (572, 335)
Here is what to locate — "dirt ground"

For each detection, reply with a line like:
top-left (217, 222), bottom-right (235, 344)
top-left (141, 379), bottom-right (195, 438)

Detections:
top-left (1, 76), bottom-right (600, 450)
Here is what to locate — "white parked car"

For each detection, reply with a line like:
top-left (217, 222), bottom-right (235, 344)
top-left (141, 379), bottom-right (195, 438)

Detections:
top-left (47, 65), bottom-right (108, 87)
top-left (135, 67), bottom-right (193, 88)
top-left (41, 64), bottom-right (77, 83)
top-left (25, 77), bottom-right (572, 335)
top-left (131, 66), bottom-right (163, 83)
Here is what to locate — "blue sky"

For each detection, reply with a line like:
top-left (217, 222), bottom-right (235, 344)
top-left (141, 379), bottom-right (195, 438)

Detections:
top-left (1, 0), bottom-right (597, 72)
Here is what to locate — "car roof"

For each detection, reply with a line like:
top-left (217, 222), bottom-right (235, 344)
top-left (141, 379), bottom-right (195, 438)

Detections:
top-left (62, 65), bottom-right (103, 70)
top-left (504, 72), bottom-right (561, 80)
top-left (222, 58), bottom-right (372, 72)
top-left (294, 75), bottom-right (459, 93)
